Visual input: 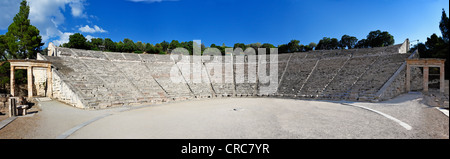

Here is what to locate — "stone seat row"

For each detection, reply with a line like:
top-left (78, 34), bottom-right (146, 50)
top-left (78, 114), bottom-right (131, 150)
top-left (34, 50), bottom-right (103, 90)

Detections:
top-left (47, 45), bottom-right (410, 108)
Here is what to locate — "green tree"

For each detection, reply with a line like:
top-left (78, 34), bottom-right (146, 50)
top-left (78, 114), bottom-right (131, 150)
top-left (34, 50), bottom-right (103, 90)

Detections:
top-left (287, 40), bottom-right (301, 52)
top-left (302, 45), bottom-right (313, 52)
top-left (247, 42), bottom-right (262, 53)
top-left (210, 43), bottom-right (226, 55)
top-left (0, 61), bottom-right (11, 88)
top-left (135, 41), bottom-right (145, 53)
top-left (316, 37), bottom-right (331, 50)
top-left (66, 33), bottom-right (88, 49)
top-left (88, 38), bottom-right (104, 51)
top-left (115, 41), bottom-right (123, 52)
top-left (355, 39), bottom-right (369, 48)
top-left (5, 0), bottom-right (44, 59)
top-left (366, 30), bottom-right (394, 47)
top-left (122, 38), bottom-right (136, 53)
top-left (308, 42), bottom-right (317, 50)
top-left (145, 43), bottom-right (161, 54)
top-left (104, 38), bottom-right (116, 52)
top-left (0, 35), bottom-right (8, 60)
top-left (339, 35), bottom-right (358, 49)
top-left (440, 9), bottom-right (449, 43)
top-left (260, 43), bottom-right (275, 54)
top-left (233, 43), bottom-right (247, 51)
top-left (278, 44), bottom-right (289, 53)
top-left (410, 43), bottom-right (428, 57)
top-left (160, 40), bottom-right (169, 52)
top-left (0, 62), bottom-right (10, 92)
top-left (411, 9), bottom-right (449, 79)
top-left (154, 43), bottom-right (166, 54)
top-left (316, 37), bottom-right (339, 50)
top-left (169, 40), bottom-right (181, 50)
top-left (201, 43), bottom-right (206, 53)
top-left (261, 43), bottom-right (275, 49)
top-left (330, 38), bottom-right (339, 50)
top-left (180, 41), bottom-right (194, 55)
top-left (155, 43), bottom-right (162, 50)
top-left (425, 34), bottom-right (442, 52)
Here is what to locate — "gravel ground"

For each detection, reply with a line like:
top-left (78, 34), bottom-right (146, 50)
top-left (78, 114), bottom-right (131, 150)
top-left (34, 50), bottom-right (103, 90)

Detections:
top-left (0, 100), bottom-right (118, 139)
top-left (0, 94), bottom-right (448, 139)
top-left (355, 93), bottom-right (449, 139)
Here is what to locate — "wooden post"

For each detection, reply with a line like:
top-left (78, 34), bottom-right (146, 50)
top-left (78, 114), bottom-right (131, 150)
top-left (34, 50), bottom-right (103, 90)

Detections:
top-left (423, 66), bottom-right (429, 92)
top-left (10, 66), bottom-right (15, 97)
top-left (27, 66), bottom-right (33, 99)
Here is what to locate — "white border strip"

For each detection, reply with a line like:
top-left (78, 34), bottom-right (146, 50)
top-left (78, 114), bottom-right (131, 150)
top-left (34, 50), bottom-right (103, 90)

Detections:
top-left (436, 107), bottom-right (449, 117)
top-left (56, 113), bottom-right (112, 139)
top-left (0, 117), bottom-right (17, 130)
top-left (341, 103), bottom-right (412, 130)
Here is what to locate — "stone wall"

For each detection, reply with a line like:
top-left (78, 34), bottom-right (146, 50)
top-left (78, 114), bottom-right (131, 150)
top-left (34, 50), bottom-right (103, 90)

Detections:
top-left (375, 49), bottom-right (423, 101)
top-left (445, 80), bottom-right (449, 96)
top-left (377, 64), bottom-right (407, 101)
top-left (32, 67), bottom-right (47, 97)
top-left (51, 68), bottom-right (85, 108)
top-left (398, 39), bottom-right (410, 54)
top-left (410, 67), bottom-right (424, 91)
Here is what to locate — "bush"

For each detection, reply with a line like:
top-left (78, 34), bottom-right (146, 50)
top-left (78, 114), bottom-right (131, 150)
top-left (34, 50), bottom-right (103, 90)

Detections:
top-left (0, 62), bottom-right (10, 88)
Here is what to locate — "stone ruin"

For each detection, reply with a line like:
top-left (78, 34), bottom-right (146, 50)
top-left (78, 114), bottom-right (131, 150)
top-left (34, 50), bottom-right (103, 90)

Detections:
top-left (31, 40), bottom-right (426, 109)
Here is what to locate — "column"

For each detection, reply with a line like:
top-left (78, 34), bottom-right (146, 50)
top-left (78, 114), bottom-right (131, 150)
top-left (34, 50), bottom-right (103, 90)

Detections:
top-left (27, 66), bottom-right (33, 99)
top-left (46, 66), bottom-right (53, 98)
top-left (10, 66), bottom-right (15, 97)
top-left (440, 64), bottom-right (445, 93)
top-left (8, 98), bottom-right (16, 117)
top-left (406, 64), bottom-right (411, 92)
top-left (423, 66), bottom-right (429, 92)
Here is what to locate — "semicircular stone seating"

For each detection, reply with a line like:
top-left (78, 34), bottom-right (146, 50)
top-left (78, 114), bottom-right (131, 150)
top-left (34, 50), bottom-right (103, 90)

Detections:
top-left (43, 44), bottom-right (411, 109)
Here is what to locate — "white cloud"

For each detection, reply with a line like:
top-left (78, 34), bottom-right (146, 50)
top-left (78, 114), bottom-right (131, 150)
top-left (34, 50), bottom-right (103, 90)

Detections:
top-left (85, 35), bottom-right (96, 42)
top-left (69, 0), bottom-right (87, 18)
top-left (52, 32), bottom-right (74, 46)
top-left (79, 25), bottom-right (107, 33)
top-left (0, 0), bottom-right (98, 47)
top-left (1, 0), bottom-right (102, 47)
top-left (26, 0), bottom-right (85, 47)
top-left (0, 0), bottom-right (21, 30)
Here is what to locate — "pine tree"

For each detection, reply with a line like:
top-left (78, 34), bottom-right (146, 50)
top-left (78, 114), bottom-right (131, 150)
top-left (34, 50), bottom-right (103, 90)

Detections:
top-left (6, 0), bottom-right (44, 59)
top-left (0, 35), bottom-right (8, 61)
top-left (439, 9), bottom-right (449, 43)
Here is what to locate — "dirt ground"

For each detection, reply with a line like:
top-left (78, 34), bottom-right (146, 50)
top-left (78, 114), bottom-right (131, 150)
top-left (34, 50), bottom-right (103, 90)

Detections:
top-left (0, 94), bottom-right (448, 139)
top-left (0, 104), bottom-right (40, 139)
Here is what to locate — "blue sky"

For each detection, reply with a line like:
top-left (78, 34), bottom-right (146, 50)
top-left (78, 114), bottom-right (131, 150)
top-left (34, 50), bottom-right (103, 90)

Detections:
top-left (0, 0), bottom-right (448, 47)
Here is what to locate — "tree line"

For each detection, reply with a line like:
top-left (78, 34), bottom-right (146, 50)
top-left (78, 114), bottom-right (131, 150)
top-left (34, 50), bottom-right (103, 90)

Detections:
top-left (278, 30), bottom-right (394, 53)
top-left (61, 29), bottom-right (395, 56)
top-left (62, 33), bottom-right (278, 56)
